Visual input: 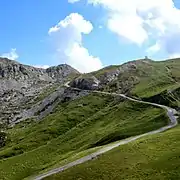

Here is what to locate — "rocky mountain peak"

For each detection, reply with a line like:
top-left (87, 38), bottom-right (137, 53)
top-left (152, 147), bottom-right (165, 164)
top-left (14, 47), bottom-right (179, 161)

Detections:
top-left (0, 58), bottom-right (80, 81)
top-left (46, 64), bottom-right (80, 81)
top-left (0, 58), bottom-right (80, 125)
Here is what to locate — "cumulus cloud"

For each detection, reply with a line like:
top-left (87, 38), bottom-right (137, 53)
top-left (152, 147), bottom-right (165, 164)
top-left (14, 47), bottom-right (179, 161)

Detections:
top-left (33, 65), bottom-right (50, 69)
top-left (85, 0), bottom-right (180, 57)
top-left (49, 13), bottom-right (103, 73)
top-left (68, 0), bottom-right (80, 3)
top-left (1, 48), bottom-right (19, 60)
top-left (169, 54), bottom-right (180, 59)
top-left (146, 42), bottom-right (161, 55)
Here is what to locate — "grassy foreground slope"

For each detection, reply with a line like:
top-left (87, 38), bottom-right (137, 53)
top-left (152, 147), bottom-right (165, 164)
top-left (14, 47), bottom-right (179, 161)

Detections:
top-left (0, 93), bottom-right (168, 180)
top-left (47, 125), bottom-right (180, 180)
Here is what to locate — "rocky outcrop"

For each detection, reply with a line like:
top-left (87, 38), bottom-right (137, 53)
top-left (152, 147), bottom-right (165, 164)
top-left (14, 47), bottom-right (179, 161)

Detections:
top-left (0, 58), bottom-right (52, 81)
top-left (68, 63), bottom-right (139, 91)
top-left (70, 76), bottom-right (100, 90)
top-left (0, 58), bottom-right (152, 126)
top-left (95, 62), bottom-right (140, 85)
top-left (0, 58), bottom-right (80, 125)
top-left (10, 87), bottom-right (89, 126)
top-left (0, 58), bottom-right (79, 93)
top-left (46, 64), bottom-right (79, 82)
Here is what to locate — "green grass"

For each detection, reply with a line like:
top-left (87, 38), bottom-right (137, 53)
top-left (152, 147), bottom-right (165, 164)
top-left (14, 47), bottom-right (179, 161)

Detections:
top-left (47, 125), bottom-right (180, 180)
top-left (83, 59), bottom-right (180, 100)
top-left (69, 58), bottom-right (180, 108)
top-left (0, 94), bottom-right (112, 159)
top-left (2, 58), bottom-right (180, 179)
top-left (91, 65), bottom-right (120, 78)
top-left (130, 61), bottom-right (176, 97)
top-left (130, 59), bottom-right (180, 98)
top-left (0, 93), bottom-right (168, 180)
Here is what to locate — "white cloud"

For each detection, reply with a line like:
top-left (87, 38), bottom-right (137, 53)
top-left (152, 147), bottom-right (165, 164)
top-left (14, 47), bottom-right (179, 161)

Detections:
top-left (49, 13), bottom-right (103, 73)
top-left (1, 48), bottom-right (19, 60)
top-left (146, 42), bottom-right (161, 55)
top-left (169, 54), bottom-right (180, 59)
top-left (85, 0), bottom-right (180, 57)
top-left (68, 0), bottom-right (80, 3)
top-left (66, 43), bottom-right (102, 72)
top-left (107, 13), bottom-right (148, 45)
top-left (33, 65), bottom-right (50, 69)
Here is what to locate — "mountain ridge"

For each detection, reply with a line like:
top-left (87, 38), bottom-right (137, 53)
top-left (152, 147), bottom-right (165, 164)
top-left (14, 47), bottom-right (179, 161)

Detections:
top-left (0, 57), bottom-right (80, 125)
top-left (1, 57), bottom-right (180, 126)
top-left (0, 57), bottom-right (180, 179)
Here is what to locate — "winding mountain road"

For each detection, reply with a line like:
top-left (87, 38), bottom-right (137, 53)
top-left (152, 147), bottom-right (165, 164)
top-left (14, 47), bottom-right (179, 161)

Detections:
top-left (34, 83), bottom-right (178, 180)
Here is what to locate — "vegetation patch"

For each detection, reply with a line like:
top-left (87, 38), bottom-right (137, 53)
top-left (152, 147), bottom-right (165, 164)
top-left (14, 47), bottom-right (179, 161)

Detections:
top-left (0, 93), bottom-right (168, 180)
top-left (47, 126), bottom-right (180, 180)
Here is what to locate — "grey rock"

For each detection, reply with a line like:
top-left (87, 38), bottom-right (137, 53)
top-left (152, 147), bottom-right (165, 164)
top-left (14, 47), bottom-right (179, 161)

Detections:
top-left (11, 87), bottom-right (89, 125)
top-left (0, 58), bottom-right (80, 125)
top-left (70, 76), bottom-right (100, 90)
top-left (46, 64), bottom-right (79, 82)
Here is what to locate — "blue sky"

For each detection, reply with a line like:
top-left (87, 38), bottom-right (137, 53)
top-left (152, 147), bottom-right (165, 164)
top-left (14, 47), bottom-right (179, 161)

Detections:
top-left (1, 0), bottom-right (180, 72)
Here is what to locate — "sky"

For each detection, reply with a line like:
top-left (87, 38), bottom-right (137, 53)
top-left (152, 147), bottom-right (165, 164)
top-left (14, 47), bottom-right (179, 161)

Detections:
top-left (1, 0), bottom-right (180, 72)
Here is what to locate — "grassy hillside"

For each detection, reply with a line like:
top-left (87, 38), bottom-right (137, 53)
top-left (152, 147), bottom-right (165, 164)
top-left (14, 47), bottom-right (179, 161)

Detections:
top-left (47, 125), bottom-right (180, 180)
top-left (0, 93), bottom-right (168, 180)
top-left (1, 58), bottom-right (180, 180)
top-left (131, 59), bottom-right (180, 97)
top-left (84, 58), bottom-right (180, 100)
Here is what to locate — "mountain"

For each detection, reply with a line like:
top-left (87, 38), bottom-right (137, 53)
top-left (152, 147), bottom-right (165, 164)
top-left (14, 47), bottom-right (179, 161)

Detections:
top-left (70, 58), bottom-right (179, 95)
top-left (0, 57), bottom-right (180, 180)
top-left (0, 58), bottom-right (80, 125)
top-left (0, 58), bottom-right (79, 91)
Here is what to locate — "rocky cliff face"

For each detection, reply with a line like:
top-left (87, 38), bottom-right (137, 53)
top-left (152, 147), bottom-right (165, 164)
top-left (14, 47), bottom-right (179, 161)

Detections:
top-left (0, 58), bottom-right (79, 93)
top-left (69, 76), bottom-right (100, 90)
top-left (69, 60), bottom-right (151, 93)
top-left (0, 58), bottom-right (152, 127)
top-left (70, 63), bottom-right (137, 88)
top-left (0, 58), bottom-right (80, 126)
top-left (0, 58), bottom-right (49, 80)
top-left (46, 64), bottom-right (79, 82)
